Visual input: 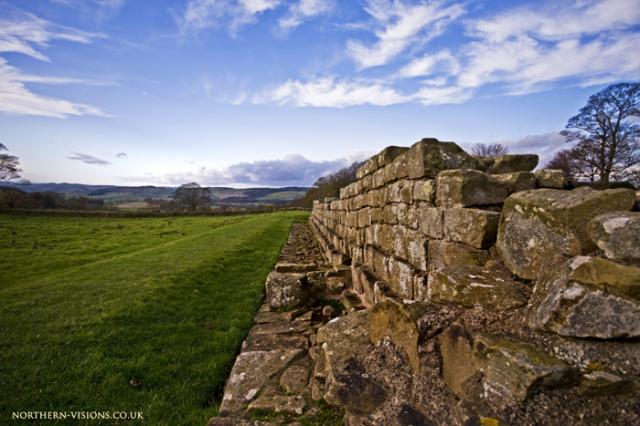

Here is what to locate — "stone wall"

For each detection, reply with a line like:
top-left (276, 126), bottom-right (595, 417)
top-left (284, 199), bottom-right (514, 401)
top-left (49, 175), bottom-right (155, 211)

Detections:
top-left (310, 138), bottom-right (560, 304)
top-left (210, 138), bottom-right (640, 425)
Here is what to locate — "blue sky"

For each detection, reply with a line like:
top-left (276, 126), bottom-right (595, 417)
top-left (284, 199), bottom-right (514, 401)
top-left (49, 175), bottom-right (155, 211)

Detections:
top-left (1, 0), bottom-right (639, 187)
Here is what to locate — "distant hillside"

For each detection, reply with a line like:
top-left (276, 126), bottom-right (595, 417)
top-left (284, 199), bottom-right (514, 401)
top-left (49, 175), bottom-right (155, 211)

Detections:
top-left (0, 182), bottom-right (309, 205)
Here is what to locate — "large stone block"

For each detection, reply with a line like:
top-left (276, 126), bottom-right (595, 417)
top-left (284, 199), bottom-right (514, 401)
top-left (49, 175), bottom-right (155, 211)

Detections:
top-left (427, 240), bottom-right (490, 271)
top-left (438, 323), bottom-right (482, 399)
top-left (405, 138), bottom-right (481, 179)
top-left (316, 311), bottom-right (388, 414)
top-left (587, 211), bottom-right (640, 264)
top-left (439, 325), bottom-right (575, 405)
top-left (489, 154), bottom-right (538, 173)
top-left (474, 334), bottom-right (576, 403)
top-left (497, 187), bottom-right (636, 280)
top-left (370, 299), bottom-right (429, 372)
top-left (443, 208), bottom-right (500, 249)
top-left (219, 348), bottom-right (304, 415)
top-left (427, 265), bottom-right (528, 310)
top-left (412, 179), bottom-right (436, 203)
top-left (435, 169), bottom-right (510, 208)
top-left (356, 145), bottom-right (409, 179)
top-left (265, 272), bottom-right (309, 309)
top-left (534, 169), bottom-right (567, 189)
top-left (526, 256), bottom-right (640, 338)
top-left (493, 171), bottom-right (536, 193)
top-left (418, 207), bottom-right (444, 239)
top-left (405, 228), bottom-right (428, 271)
top-left (387, 257), bottom-right (415, 299)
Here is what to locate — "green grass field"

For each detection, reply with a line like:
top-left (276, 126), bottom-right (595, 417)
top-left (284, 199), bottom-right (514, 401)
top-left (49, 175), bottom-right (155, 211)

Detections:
top-left (0, 211), bottom-right (308, 425)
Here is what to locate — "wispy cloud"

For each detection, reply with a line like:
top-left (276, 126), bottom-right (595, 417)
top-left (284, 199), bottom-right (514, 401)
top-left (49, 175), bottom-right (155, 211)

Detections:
top-left (116, 152), bottom-right (127, 158)
top-left (0, 4), bottom-right (101, 61)
top-left (278, 0), bottom-right (334, 32)
top-left (178, 0), bottom-right (282, 35)
top-left (122, 153), bottom-right (366, 186)
top-left (249, 0), bottom-right (640, 108)
top-left (68, 152), bottom-right (112, 165)
top-left (456, 0), bottom-right (640, 95)
top-left (346, 0), bottom-right (464, 69)
top-left (254, 76), bottom-right (408, 107)
top-left (0, 4), bottom-right (107, 118)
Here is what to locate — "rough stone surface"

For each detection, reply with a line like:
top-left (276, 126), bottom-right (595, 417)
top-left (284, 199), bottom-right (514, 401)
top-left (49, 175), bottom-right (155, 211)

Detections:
top-left (474, 333), bottom-right (576, 404)
top-left (265, 272), bottom-right (309, 309)
top-left (219, 349), bottom-right (303, 415)
top-left (587, 211), bottom-right (640, 264)
top-left (435, 169), bottom-right (510, 208)
top-left (406, 138), bottom-right (481, 179)
top-left (438, 323), bottom-right (482, 399)
top-left (497, 187), bottom-right (636, 280)
top-left (443, 208), bottom-right (500, 249)
top-left (427, 265), bottom-right (528, 310)
top-left (490, 154), bottom-right (539, 174)
top-left (526, 256), bottom-right (640, 339)
top-left (369, 299), bottom-right (427, 372)
top-left (534, 169), bottom-right (567, 189)
top-left (427, 240), bottom-right (490, 270)
top-left (493, 171), bottom-right (536, 193)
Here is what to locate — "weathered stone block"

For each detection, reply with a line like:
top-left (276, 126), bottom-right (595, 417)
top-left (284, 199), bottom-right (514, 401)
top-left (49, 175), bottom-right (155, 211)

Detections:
top-left (497, 187), bottom-right (636, 280)
top-left (405, 138), bottom-right (481, 179)
top-left (418, 207), bottom-right (444, 239)
top-left (405, 229), bottom-right (428, 271)
top-left (219, 348), bottom-right (303, 415)
top-left (474, 334), bottom-right (576, 403)
top-left (427, 240), bottom-right (490, 271)
top-left (316, 311), bottom-right (387, 414)
top-left (356, 146), bottom-right (409, 179)
top-left (526, 256), bottom-right (640, 338)
top-left (493, 171), bottom-right (536, 193)
top-left (413, 179), bottom-right (436, 203)
top-left (382, 204), bottom-right (399, 224)
top-left (443, 208), bottom-right (500, 249)
top-left (438, 323), bottom-right (482, 399)
top-left (490, 154), bottom-right (538, 174)
top-left (387, 257), bottom-right (415, 299)
top-left (587, 211), bottom-right (640, 264)
top-left (435, 169), bottom-right (510, 208)
top-left (397, 203), bottom-right (419, 229)
top-left (265, 272), bottom-right (309, 309)
top-left (370, 299), bottom-right (429, 372)
top-left (534, 169), bottom-right (567, 188)
top-left (427, 265), bottom-right (528, 310)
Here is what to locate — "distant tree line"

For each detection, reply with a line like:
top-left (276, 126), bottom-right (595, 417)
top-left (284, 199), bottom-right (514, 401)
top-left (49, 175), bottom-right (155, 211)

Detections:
top-left (0, 188), bottom-right (105, 210)
top-left (291, 161), bottom-right (363, 208)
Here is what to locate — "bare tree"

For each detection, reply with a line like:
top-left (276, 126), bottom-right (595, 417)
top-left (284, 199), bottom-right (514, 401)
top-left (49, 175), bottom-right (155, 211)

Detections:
top-left (471, 143), bottom-right (508, 158)
top-left (174, 182), bottom-right (212, 211)
top-left (0, 143), bottom-right (21, 181)
top-left (561, 82), bottom-right (640, 186)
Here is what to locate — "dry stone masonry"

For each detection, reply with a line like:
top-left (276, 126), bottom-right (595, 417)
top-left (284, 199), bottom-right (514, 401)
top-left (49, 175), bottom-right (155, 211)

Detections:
top-left (210, 138), bottom-right (640, 426)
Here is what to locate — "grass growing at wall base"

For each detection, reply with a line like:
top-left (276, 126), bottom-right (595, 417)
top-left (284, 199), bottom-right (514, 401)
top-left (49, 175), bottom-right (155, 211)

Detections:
top-left (0, 211), bottom-right (308, 425)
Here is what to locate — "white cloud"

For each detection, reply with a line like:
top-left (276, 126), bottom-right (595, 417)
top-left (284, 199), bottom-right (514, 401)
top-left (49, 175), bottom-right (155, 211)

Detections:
top-left (0, 5), bottom-right (107, 118)
top-left (397, 49), bottom-right (459, 78)
top-left (279, 0), bottom-right (334, 31)
top-left (122, 153), bottom-right (366, 186)
top-left (457, 0), bottom-right (640, 93)
top-left (0, 59), bottom-right (108, 118)
top-left (0, 5), bottom-right (100, 61)
top-left (255, 76), bottom-right (409, 107)
top-left (179, 0), bottom-right (282, 34)
top-left (346, 0), bottom-right (464, 69)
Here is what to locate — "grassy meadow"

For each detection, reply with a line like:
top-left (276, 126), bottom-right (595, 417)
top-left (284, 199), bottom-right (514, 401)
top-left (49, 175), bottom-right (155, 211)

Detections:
top-left (0, 211), bottom-right (308, 425)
